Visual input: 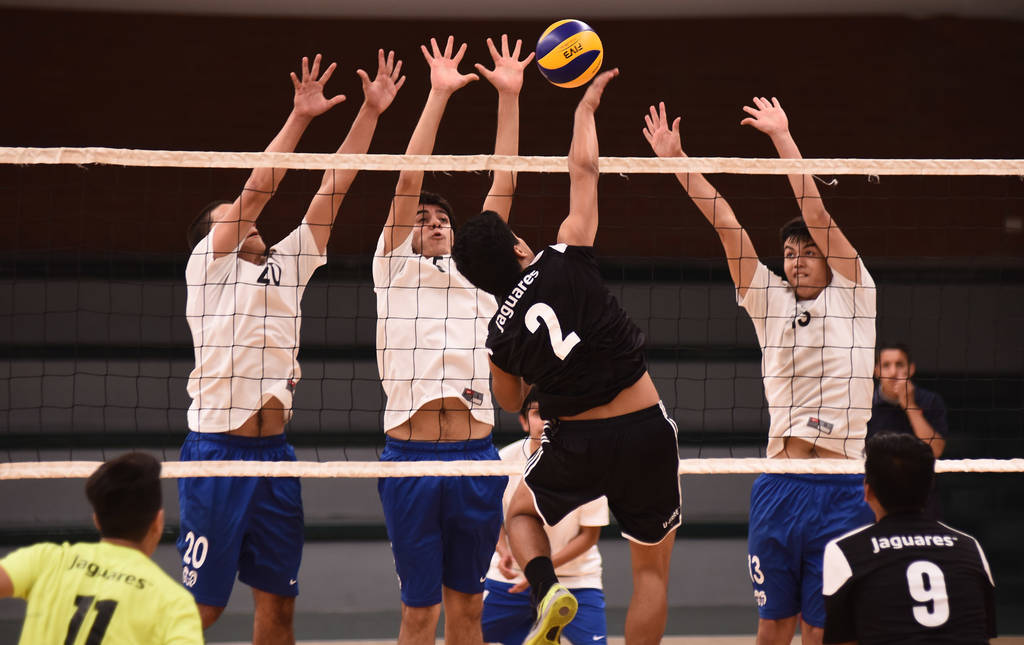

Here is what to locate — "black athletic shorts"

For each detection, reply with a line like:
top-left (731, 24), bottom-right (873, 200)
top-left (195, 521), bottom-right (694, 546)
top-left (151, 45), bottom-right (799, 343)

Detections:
top-left (523, 402), bottom-right (682, 545)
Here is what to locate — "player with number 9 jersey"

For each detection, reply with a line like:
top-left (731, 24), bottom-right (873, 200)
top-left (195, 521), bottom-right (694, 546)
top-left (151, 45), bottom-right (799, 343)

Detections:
top-left (0, 541), bottom-right (202, 645)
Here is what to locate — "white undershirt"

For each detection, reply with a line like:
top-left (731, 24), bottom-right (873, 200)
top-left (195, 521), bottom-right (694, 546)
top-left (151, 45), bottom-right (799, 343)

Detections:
top-left (739, 259), bottom-right (876, 459)
top-left (185, 224), bottom-right (325, 432)
top-left (486, 439), bottom-right (608, 589)
top-left (372, 230), bottom-right (496, 432)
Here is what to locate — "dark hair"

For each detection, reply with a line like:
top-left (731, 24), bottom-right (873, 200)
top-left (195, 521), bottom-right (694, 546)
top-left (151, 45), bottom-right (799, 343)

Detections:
top-left (85, 452), bottom-right (162, 542)
top-left (420, 191), bottom-right (455, 229)
top-left (779, 216), bottom-right (814, 248)
top-left (519, 388), bottom-right (539, 419)
top-left (451, 211), bottom-right (523, 297)
top-left (865, 432), bottom-right (935, 514)
top-left (877, 342), bottom-right (913, 365)
top-left (187, 200), bottom-right (232, 251)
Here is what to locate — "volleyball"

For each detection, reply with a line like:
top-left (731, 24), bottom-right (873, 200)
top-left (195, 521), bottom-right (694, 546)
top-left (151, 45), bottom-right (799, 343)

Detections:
top-left (535, 19), bottom-right (604, 88)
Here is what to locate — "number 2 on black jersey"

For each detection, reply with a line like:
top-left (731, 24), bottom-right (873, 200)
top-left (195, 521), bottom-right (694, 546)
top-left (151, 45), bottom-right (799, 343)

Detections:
top-left (525, 302), bottom-right (581, 360)
top-left (65, 595), bottom-right (118, 645)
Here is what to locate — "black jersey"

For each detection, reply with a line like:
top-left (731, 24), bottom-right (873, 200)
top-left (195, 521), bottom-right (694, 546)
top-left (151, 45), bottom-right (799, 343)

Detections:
top-left (486, 244), bottom-right (647, 419)
top-left (823, 513), bottom-right (996, 644)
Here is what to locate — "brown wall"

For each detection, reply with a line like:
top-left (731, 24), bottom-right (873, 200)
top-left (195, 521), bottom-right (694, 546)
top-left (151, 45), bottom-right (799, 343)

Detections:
top-left (1, 9), bottom-right (1022, 260)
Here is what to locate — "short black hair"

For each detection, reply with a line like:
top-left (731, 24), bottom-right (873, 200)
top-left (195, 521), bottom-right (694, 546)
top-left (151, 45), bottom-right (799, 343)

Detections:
top-left (187, 199), bottom-right (232, 251)
top-left (865, 432), bottom-right (935, 514)
top-left (451, 211), bottom-right (522, 298)
top-left (420, 191), bottom-right (455, 229)
top-left (85, 452), bottom-right (162, 542)
top-left (779, 216), bottom-right (814, 248)
top-left (519, 388), bottom-right (539, 419)
top-left (877, 342), bottom-right (913, 365)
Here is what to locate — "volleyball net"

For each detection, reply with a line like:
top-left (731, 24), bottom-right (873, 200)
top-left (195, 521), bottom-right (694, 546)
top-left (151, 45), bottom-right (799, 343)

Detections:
top-left (1, 149), bottom-right (1022, 481)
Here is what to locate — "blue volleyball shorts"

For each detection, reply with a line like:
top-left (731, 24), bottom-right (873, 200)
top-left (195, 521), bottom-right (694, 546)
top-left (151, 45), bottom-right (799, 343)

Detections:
top-left (177, 431), bottom-right (303, 607)
top-left (377, 436), bottom-right (507, 607)
top-left (747, 473), bottom-right (874, 627)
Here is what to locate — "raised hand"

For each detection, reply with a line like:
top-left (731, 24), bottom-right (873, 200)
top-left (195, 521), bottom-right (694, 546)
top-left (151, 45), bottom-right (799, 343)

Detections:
top-left (357, 49), bottom-right (406, 115)
top-left (577, 67), bottom-right (619, 113)
top-left (643, 101), bottom-right (684, 158)
top-left (420, 35), bottom-right (479, 95)
top-left (741, 96), bottom-right (789, 137)
top-left (290, 53), bottom-right (346, 118)
top-left (475, 34), bottom-right (534, 96)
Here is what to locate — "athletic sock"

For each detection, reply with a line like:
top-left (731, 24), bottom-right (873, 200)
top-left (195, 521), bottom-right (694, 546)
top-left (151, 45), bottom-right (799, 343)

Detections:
top-left (524, 556), bottom-right (558, 609)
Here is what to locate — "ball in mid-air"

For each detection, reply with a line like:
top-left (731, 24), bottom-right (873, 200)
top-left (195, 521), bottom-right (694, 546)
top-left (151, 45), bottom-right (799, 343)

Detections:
top-left (535, 19), bottom-right (603, 88)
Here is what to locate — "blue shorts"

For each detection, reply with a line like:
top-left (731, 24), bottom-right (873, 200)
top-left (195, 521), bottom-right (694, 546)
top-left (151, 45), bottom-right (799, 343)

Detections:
top-left (377, 436), bottom-right (506, 607)
top-left (482, 579), bottom-right (607, 645)
top-left (747, 473), bottom-right (874, 627)
top-left (177, 432), bottom-right (303, 607)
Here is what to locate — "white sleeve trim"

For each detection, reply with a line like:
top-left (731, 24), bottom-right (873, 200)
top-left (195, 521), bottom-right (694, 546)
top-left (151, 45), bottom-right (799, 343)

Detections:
top-left (822, 539), bottom-right (853, 596)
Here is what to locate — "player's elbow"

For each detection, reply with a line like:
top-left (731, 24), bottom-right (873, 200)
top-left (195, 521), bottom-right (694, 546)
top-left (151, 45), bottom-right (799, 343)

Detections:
top-left (568, 155), bottom-right (599, 179)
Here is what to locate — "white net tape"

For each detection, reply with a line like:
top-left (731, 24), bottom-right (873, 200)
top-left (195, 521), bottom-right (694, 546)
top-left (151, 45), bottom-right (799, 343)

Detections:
top-left (2, 146), bottom-right (1024, 175)
top-left (3, 148), bottom-right (1020, 480)
top-left (2, 459), bottom-right (1023, 480)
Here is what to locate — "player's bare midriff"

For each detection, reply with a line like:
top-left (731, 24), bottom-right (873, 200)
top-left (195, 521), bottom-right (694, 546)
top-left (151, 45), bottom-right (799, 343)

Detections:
top-left (227, 396), bottom-right (286, 437)
top-left (386, 396), bottom-right (493, 442)
top-left (559, 371), bottom-right (660, 422)
top-left (775, 436), bottom-right (849, 460)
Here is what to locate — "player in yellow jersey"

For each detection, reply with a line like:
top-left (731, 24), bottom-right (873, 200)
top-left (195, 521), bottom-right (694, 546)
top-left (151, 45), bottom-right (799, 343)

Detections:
top-left (0, 453), bottom-right (202, 644)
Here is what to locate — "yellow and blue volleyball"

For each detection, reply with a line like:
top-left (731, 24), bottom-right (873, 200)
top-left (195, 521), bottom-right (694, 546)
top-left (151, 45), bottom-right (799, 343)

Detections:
top-left (535, 19), bottom-right (603, 88)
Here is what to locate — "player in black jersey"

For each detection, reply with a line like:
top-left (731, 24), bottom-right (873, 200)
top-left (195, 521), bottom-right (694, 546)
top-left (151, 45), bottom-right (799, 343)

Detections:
top-left (452, 69), bottom-right (681, 645)
top-left (823, 432), bottom-right (996, 644)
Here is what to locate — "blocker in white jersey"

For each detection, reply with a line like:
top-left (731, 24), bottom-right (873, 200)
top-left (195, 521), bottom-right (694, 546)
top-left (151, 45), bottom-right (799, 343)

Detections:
top-left (177, 48), bottom-right (404, 637)
top-left (372, 227), bottom-right (496, 432)
top-left (823, 514), bottom-right (996, 644)
top-left (186, 224), bottom-right (324, 432)
top-left (644, 96), bottom-right (877, 641)
top-left (371, 34), bottom-right (533, 644)
top-left (740, 258), bottom-right (876, 459)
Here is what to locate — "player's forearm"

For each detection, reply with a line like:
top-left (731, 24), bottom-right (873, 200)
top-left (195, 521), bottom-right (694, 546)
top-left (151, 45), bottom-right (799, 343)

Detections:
top-left (551, 527), bottom-right (599, 569)
top-left (486, 92), bottom-right (520, 218)
top-left (394, 90), bottom-right (451, 196)
top-left (906, 409), bottom-right (945, 457)
top-left (244, 109), bottom-right (315, 202)
top-left (569, 104), bottom-right (599, 179)
top-left (769, 130), bottom-right (828, 224)
top-left (320, 104), bottom-right (381, 195)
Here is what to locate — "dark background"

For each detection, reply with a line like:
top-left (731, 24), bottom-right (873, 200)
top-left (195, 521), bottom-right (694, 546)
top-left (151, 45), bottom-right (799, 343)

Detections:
top-left (1, 9), bottom-right (1022, 260)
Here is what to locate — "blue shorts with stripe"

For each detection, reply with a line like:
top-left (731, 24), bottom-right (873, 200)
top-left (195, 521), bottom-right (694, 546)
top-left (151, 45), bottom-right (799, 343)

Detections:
top-left (177, 432), bottom-right (303, 607)
top-left (482, 579), bottom-right (607, 645)
top-left (747, 473), bottom-right (874, 627)
top-left (377, 436), bottom-right (506, 607)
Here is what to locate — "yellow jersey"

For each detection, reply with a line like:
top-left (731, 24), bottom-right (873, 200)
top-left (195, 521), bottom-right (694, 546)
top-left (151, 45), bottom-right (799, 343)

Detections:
top-left (1, 541), bottom-right (202, 645)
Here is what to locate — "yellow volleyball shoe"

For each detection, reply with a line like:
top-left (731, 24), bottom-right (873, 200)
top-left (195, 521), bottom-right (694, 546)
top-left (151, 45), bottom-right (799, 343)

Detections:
top-left (524, 583), bottom-right (578, 645)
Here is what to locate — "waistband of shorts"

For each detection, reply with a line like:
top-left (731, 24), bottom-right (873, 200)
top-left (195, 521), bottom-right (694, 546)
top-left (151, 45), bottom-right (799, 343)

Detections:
top-left (554, 402), bottom-right (666, 430)
top-left (383, 435), bottom-right (496, 453)
top-left (184, 430), bottom-right (290, 448)
top-left (758, 472), bottom-right (864, 485)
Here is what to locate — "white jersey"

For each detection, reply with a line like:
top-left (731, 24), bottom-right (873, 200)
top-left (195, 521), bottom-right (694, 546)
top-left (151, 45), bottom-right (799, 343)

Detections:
top-left (185, 224), bottom-right (325, 432)
top-left (372, 230), bottom-right (496, 432)
top-left (486, 439), bottom-right (607, 589)
top-left (739, 259), bottom-right (876, 458)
